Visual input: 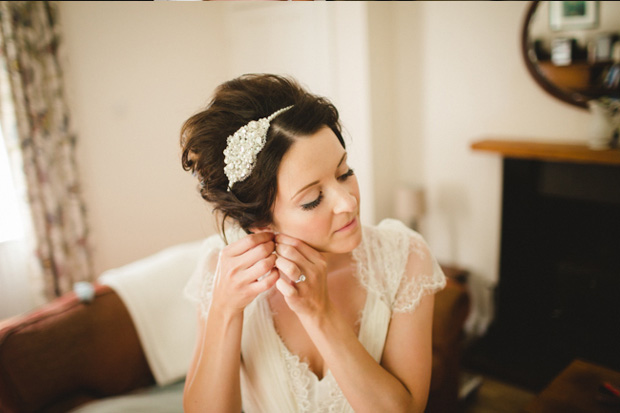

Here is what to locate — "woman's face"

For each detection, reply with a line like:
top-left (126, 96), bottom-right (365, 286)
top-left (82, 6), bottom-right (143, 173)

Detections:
top-left (270, 126), bottom-right (362, 254)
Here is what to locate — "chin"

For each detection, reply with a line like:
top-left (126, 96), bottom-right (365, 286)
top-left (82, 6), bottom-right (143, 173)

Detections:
top-left (323, 225), bottom-right (363, 254)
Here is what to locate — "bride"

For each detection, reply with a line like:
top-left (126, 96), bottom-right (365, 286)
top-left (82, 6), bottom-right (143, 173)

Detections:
top-left (181, 74), bottom-right (445, 413)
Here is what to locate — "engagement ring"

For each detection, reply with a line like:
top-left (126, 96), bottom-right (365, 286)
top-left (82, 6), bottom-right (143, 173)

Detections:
top-left (294, 274), bottom-right (306, 283)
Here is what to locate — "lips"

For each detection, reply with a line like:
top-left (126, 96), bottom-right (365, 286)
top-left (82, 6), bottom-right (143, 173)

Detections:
top-left (336, 216), bottom-right (357, 233)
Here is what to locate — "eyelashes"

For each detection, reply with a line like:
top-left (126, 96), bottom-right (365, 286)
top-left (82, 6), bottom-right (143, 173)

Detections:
top-left (301, 168), bottom-right (355, 211)
top-left (338, 168), bottom-right (354, 181)
top-left (301, 192), bottom-right (323, 211)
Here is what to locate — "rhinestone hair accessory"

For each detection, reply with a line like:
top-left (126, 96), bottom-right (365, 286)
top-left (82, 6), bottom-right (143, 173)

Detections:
top-left (223, 105), bottom-right (293, 191)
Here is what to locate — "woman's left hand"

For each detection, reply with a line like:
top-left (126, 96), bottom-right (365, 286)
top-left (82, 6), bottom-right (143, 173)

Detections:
top-left (273, 233), bottom-right (332, 319)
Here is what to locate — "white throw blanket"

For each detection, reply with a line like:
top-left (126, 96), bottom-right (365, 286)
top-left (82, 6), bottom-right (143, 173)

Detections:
top-left (99, 240), bottom-right (204, 385)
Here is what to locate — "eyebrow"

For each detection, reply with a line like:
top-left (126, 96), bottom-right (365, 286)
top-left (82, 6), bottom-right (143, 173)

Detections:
top-left (291, 152), bottom-right (347, 201)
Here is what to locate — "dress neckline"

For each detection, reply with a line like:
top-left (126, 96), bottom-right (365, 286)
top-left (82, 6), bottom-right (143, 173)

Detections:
top-left (262, 237), bottom-right (369, 383)
top-left (261, 287), bottom-right (370, 383)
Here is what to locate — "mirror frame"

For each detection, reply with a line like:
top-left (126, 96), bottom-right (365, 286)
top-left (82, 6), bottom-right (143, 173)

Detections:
top-left (521, 1), bottom-right (589, 110)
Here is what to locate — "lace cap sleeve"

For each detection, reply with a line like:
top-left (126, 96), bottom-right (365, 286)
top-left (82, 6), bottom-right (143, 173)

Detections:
top-left (184, 234), bottom-right (224, 319)
top-left (380, 219), bottom-right (447, 314)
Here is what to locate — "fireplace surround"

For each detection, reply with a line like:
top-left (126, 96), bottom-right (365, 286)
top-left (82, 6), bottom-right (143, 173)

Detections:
top-left (467, 140), bottom-right (620, 391)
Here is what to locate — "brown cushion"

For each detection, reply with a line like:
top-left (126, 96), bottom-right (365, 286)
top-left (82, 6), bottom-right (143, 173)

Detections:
top-left (0, 285), bottom-right (155, 413)
top-left (432, 279), bottom-right (470, 351)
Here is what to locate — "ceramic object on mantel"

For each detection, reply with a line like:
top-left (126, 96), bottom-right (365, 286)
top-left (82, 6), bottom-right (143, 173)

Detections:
top-left (587, 99), bottom-right (620, 150)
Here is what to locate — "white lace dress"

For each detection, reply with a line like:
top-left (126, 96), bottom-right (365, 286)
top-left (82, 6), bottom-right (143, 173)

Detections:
top-left (185, 219), bottom-right (446, 413)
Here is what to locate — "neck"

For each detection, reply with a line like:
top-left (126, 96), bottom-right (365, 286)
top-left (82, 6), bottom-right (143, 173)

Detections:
top-left (324, 251), bottom-right (353, 273)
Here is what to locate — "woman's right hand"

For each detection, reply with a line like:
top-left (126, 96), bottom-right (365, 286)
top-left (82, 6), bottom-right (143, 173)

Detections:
top-left (210, 232), bottom-right (279, 317)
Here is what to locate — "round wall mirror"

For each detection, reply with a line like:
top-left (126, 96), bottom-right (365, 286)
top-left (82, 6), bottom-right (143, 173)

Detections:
top-left (522, 1), bottom-right (620, 109)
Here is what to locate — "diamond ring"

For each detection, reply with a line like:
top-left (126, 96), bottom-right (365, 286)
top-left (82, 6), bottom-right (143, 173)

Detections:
top-left (294, 274), bottom-right (306, 284)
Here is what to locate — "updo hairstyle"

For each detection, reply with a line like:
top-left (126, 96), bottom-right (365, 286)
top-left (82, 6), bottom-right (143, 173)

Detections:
top-left (180, 74), bottom-right (345, 239)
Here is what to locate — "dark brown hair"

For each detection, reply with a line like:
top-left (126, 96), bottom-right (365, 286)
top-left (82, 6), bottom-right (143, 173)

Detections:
top-left (180, 74), bottom-right (345, 239)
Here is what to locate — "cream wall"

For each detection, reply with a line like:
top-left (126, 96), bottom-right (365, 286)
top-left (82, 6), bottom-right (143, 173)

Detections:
top-left (59, 2), bottom-right (374, 276)
top-left (59, 2), bottom-right (228, 276)
top-left (365, 2), bottom-right (593, 334)
top-left (367, 3), bottom-right (426, 222)
top-left (59, 3), bottom-right (596, 333)
top-left (415, 2), bottom-right (591, 334)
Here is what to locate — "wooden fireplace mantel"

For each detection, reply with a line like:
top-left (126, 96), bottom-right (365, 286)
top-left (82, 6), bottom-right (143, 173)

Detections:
top-left (471, 139), bottom-right (620, 166)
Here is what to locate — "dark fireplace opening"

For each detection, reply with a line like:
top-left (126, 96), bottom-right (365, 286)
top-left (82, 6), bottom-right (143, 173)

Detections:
top-left (463, 158), bottom-right (620, 391)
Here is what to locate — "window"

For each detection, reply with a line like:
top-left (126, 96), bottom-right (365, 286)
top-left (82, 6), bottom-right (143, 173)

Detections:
top-left (0, 127), bottom-right (25, 243)
top-left (0, 123), bottom-right (44, 319)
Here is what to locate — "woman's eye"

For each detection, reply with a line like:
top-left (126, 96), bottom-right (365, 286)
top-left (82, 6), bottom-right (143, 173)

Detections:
top-left (301, 192), bottom-right (323, 211)
top-left (338, 168), bottom-right (355, 181)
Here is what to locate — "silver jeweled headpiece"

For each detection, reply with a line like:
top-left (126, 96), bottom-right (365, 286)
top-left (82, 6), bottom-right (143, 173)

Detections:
top-left (223, 105), bottom-right (293, 191)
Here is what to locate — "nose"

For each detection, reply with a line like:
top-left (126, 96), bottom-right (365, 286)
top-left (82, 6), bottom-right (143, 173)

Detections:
top-left (332, 185), bottom-right (357, 215)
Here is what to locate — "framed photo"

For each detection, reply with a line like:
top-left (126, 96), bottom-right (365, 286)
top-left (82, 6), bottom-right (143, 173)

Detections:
top-left (549, 1), bottom-right (599, 31)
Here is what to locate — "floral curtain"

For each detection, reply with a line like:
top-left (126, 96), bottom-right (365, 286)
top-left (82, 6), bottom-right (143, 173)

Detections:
top-left (0, 1), bottom-right (92, 298)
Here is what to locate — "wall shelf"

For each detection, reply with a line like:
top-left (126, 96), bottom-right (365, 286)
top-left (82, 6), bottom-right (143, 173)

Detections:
top-left (471, 139), bottom-right (620, 166)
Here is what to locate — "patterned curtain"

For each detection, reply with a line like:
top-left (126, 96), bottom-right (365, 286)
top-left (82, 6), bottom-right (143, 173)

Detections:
top-left (0, 1), bottom-right (92, 298)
